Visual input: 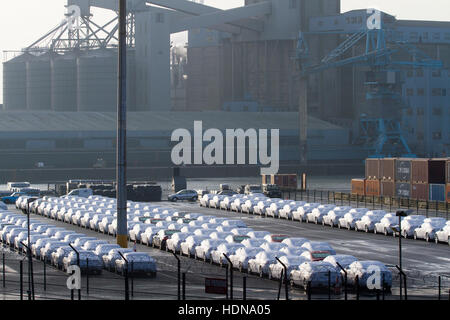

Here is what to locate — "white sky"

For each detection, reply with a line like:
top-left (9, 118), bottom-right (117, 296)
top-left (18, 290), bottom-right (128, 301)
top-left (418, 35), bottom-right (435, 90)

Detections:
top-left (1, 0), bottom-right (450, 104)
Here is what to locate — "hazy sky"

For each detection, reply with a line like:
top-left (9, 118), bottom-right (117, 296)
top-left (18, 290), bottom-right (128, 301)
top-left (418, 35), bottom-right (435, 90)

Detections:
top-left (1, 0), bottom-right (450, 103)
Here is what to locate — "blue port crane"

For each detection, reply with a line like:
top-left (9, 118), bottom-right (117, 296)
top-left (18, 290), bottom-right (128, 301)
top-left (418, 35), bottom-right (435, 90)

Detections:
top-left (295, 24), bottom-right (443, 159)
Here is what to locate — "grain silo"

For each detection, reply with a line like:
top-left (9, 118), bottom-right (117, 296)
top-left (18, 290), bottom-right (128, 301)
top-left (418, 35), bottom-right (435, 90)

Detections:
top-left (77, 49), bottom-right (118, 112)
top-left (2, 53), bottom-right (32, 111)
top-left (26, 52), bottom-right (54, 111)
top-left (51, 52), bottom-right (78, 111)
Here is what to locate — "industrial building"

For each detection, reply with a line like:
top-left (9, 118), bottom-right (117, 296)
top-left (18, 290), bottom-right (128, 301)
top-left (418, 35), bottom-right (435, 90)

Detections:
top-left (1, 0), bottom-right (449, 175)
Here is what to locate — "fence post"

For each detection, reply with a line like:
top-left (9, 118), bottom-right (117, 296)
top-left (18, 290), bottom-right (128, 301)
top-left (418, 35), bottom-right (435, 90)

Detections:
top-left (20, 260), bottom-right (23, 300)
top-left (355, 275), bottom-right (359, 300)
top-left (118, 251), bottom-right (129, 301)
top-left (43, 257), bottom-right (46, 291)
top-left (171, 251), bottom-right (181, 300)
top-left (131, 261), bottom-right (134, 298)
top-left (320, 191), bottom-right (323, 202)
top-left (86, 258), bottom-right (89, 295)
top-left (438, 276), bottom-right (441, 300)
top-left (182, 273), bottom-right (186, 300)
top-left (2, 253), bottom-right (5, 288)
top-left (426, 201), bottom-right (429, 218)
top-left (336, 262), bottom-right (347, 300)
top-left (313, 190), bottom-right (316, 202)
top-left (307, 281), bottom-right (312, 300)
top-left (328, 270), bottom-right (331, 300)
top-left (243, 277), bottom-right (246, 301)
top-left (225, 265), bottom-right (229, 300)
top-left (223, 254), bottom-right (233, 300)
top-left (277, 269), bottom-right (283, 300)
top-left (435, 201), bottom-right (438, 217)
top-left (382, 273), bottom-right (385, 301)
top-left (356, 194), bottom-right (359, 208)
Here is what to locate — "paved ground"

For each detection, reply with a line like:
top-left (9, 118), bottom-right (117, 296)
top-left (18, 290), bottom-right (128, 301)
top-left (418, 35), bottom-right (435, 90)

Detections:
top-left (1, 200), bottom-right (449, 300)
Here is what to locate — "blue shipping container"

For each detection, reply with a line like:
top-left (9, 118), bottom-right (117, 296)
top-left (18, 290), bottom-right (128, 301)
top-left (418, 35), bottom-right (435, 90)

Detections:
top-left (429, 184), bottom-right (446, 202)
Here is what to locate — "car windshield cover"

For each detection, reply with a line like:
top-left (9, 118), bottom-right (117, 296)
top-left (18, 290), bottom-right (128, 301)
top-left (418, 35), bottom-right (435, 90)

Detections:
top-left (311, 251), bottom-right (331, 260)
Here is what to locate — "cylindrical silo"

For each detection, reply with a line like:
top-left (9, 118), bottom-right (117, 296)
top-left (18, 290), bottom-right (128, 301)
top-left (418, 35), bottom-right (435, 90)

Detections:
top-left (2, 53), bottom-right (31, 110)
top-left (127, 49), bottom-right (137, 111)
top-left (77, 49), bottom-right (118, 112)
top-left (51, 52), bottom-right (78, 111)
top-left (26, 52), bottom-right (54, 111)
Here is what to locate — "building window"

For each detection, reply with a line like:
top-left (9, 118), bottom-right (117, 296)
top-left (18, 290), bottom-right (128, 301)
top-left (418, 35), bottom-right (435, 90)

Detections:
top-left (406, 88), bottom-right (414, 96)
top-left (416, 69), bottom-right (424, 77)
top-left (156, 13), bottom-right (164, 23)
top-left (417, 88), bottom-right (425, 96)
top-left (417, 132), bottom-right (424, 140)
top-left (433, 107), bottom-right (442, 116)
top-left (433, 32), bottom-right (441, 41)
top-left (432, 88), bottom-right (442, 96)
top-left (432, 70), bottom-right (441, 77)
top-left (432, 132), bottom-right (442, 140)
top-left (445, 33), bottom-right (450, 41)
top-left (407, 70), bottom-right (413, 78)
top-left (417, 107), bottom-right (425, 116)
top-left (406, 108), bottom-right (413, 116)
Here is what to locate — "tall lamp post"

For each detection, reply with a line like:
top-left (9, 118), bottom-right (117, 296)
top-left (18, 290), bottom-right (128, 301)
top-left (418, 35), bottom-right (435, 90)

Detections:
top-left (392, 209), bottom-right (411, 300)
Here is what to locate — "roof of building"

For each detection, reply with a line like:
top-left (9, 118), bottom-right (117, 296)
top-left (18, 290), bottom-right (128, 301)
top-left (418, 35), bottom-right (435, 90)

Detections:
top-left (0, 111), bottom-right (344, 133)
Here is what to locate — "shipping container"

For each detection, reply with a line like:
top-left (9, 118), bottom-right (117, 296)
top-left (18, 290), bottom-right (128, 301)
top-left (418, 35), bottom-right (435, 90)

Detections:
top-left (428, 159), bottom-right (446, 184)
top-left (271, 174), bottom-right (297, 189)
top-left (395, 182), bottom-right (411, 198)
top-left (365, 159), bottom-right (380, 180)
top-left (365, 179), bottom-right (381, 196)
top-left (411, 158), bottom-right (429, 183)
top-left (446, 184), bottom-right (450, 203)
top-left (380, 158), bottom-right (395, 181)
top-left (381, 180), bottom-right (395, 197)
top-left (446, 160), bottom-right (450, 183)
top-left (429, 184), bottom-right (446, 202)
top-left (351, 179), bottom-right (365, 196)
top-left (411, 183), bottom-right (428, 201)
top-left (395, 158), bottom-right (412, 182)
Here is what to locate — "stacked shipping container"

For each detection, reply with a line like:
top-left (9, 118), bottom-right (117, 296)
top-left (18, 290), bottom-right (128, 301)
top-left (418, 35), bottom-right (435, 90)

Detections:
top-left (261, 174), bottom-right (298, 189)
top-left (351, 158), bottom-right (449, 202)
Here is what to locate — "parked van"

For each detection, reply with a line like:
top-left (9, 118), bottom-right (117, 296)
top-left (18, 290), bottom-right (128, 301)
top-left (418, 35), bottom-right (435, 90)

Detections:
top-left (67, 188), bottom-right (93, 198)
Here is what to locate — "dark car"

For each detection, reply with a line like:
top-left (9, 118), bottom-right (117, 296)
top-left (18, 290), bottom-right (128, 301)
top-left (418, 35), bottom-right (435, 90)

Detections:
top-left (168, 190), bottom-right (198, 202)
top-left (262, 184), bottom-right (282, 198)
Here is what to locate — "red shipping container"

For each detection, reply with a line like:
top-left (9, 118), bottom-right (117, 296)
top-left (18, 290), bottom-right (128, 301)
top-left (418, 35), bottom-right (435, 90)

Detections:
top-left (351, 179), bottom-right (365, 195)
top-left (411, 183), bottom-right (429, 201)
top-left (365, 159), bottom-right (380, 180)
top-left (380, 158), bottom-right (395, 181)
top-left (411, 158), bottom-right (429, 183)
top-left (365, 180), bottom-right (381, 196)
top-left (381, 180), bottom-right (395, 197)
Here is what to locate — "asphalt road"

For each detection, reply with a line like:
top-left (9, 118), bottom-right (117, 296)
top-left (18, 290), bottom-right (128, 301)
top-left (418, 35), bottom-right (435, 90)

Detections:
top-left (2, 200), bottom-right (450, 300)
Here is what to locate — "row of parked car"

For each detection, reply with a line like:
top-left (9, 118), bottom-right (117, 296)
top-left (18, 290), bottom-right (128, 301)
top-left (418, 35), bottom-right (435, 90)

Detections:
top-left (14, 195), bottom-right (394, 291)
top-left (199, 193), bottom-right (450, 245)
top-left (1, 204), bottom-right (157, 276)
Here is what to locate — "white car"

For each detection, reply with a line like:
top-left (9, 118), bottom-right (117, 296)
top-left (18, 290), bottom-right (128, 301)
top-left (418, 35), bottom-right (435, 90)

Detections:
top-left (44, 227), bottom-right (67, 238)
top-left (307, 205), bottom-right (337, 224)
top-left (102, 248), bottom-right (134, 270)
top-left (63, 233), bottom-right (86, 244)
top-left (268, 255), bottom-right (310, 280)
top-left (98, 216), bottom-right (115, 234)
top-left (248, 250), bottom-right (278, 277)
top-left (265, 201), bottom-right (288, 218)
top-left (63, 250), bottom-right (103, 274)
top-left (225, 234), bottom-right (251, 244)
top-left (322, 207), bottom-right (352, 227)
top-left (253, 200), bottom-right (273, 216)
top-left (414, 220), bottom-right (447, 241)
top-left (211, 243), bottom-right (245, 266)
top-left (290, 261), bottom-right (341, 289)
top-left (401, 216), bottom-right (426, 238)
top-left (166, 232), bottom-right (191, 253)
top-left (82, 240), bottom-right (110, 252)
top-left (338, 211), bottom-right (366, 230)
top-left (279, 247), bottom-right (309, 256)
top-left (260, 242), bottom-right (288, 252)
top-left (229, 247), bottom-right (265, 272)
top-left (301, 242), bottom-right (336, 261)
top-left (435, 224), bottom-right (450, 245)
top-left (247, 231), bottom-right (271, 239)
top-left (194, 239), bottom-right (228, 261)
top-left (180, 235), bottom-right (209, 257)
top-left (241, 199), bottom-right (258, 214)
top-left (222, 220), bottom-right (247, 228)
top-left (52, 245), bottom-right (81, 269)
top-left (52, 230), bottom-right (76, 241)
top-left (14, 231), bottom-right (40, 251)
top-left (281, 237), bottom-right (310, 249)
top-left (115, 252), bottom-right (157, 276)
top-left (40, 241), bottom-right (69, 261)
top-left (219, 197), bottom-right (235, 211)
top-left (80, 212), bottom-right (97, 228)
top-left (93, 244), bottom-right (121, 259)
top-left (347, 261), bottom-right (392, 289)
top-left (209, 195), bottom-right (226, 209)
top-left (199, 194), bottom-right (212, 207)
top-left (33, 238), bottom-right (60, 259)
top-left (6, 227), bottom-right (27, 246)
top-left (374, 215), bottom-right (402, 236)
top-left (230, 198), bottom-right (246, 212)
top-left (129, 223), bottom-right (148, 242)
top-left (73, 237), bottom-right (98, 248)
top-left (241, 238), bottom-right (266, 248)
top-left (323, 254), bottom-right (358, 271)
top-left (292, 203), bottom-right (320, 222)
top-left (354, 212), bottom-right (387, 232)
top-left (278, 201), bottom-right (306, 220)
top-left (210, 231), bottom-right (234, 240)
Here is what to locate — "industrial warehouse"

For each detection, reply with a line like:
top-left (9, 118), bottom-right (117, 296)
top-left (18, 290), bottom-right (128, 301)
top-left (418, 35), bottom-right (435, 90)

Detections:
top-left (0, 0), bottom-right (449, 306)
top-left (1, 0), bottom-right (449, 176)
